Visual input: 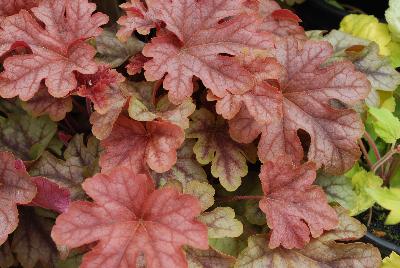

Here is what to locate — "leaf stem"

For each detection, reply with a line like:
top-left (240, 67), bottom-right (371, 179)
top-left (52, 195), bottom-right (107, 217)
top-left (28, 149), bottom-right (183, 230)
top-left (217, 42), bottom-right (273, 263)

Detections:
top-left (216, 195), bottom-right (264, 203)
top-left (358, 139), bottom-right (373, 169)
top-left (372, 145), bottom-right (400, 174)
top-left (364, 131), bottom-right (381, 161)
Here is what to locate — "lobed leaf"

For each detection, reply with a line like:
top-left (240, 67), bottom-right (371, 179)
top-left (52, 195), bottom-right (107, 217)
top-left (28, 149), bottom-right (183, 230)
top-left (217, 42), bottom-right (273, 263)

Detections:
top-left (368, 106), bottom-right (400, 144)
top-left (184, 180), bottom-right (215, 212)
top-left (151, 140), bottom-right (207, 187)
top-left (186, 247), bottom-right (235, 268)
top-left (230, 38), bottom-right (370, 174)
top-left (382, 252), bottom-right (400, 268)
top-left (0, 241), bottom-right (15, 268)
top-left (11, 207), bottom-right (57, 268)
top-left (51, 168), bottom-right (208, 268)
top-left (259, 158), bottom-right (338, 249)
top-left (366, 187), bottom-right (400, 225)
top-left (187, 109), bottom-right (250, 191)
top-left (0, 0), bottom-right (38, 20)
top-left (0, 152), bottom-right (37, 245)
top-left (94, 29), bottom-right (144, 68)
top-left (0, 0), bottom-right (109, 100)
top-left (21, 87), bottom-right (72, 121)
top-left (198, 207), bottom-right (243, 239)
top-left (235, 207), bottom-right (381, 268)
top-left (141, 0), bottom-right (274, 104)
top-left (100, 116), bottom-right (184, 173)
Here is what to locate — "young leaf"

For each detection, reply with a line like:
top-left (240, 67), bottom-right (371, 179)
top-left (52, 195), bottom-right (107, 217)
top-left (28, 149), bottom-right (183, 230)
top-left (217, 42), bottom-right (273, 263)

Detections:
top-left (126, 53), bottom-right (149, 75)
top-left (214, 55), bottom-right (283, 124)
top-left (184, 180), bottom-right (215, 211)
top-left (77, 67), bottom-right (126, 115)
top-left (94, 29), bottom-right (144, 68)
top-left (386, 0), bottom-right (400, 42)
top-left (368, 106), bottom-right (400, 144)
top-left (235, 207), bottom-right (381, 268)
top-left (126, 81), bottom-right (196, 128)
top-left (141, 0), bottom-right (274, 104)
top-left (185, 247), bottom-right (235, 268)
top-left (244, 0), bottom-right (306, 40)
top-left (186, 109), bottom-right (249, 191)
top-left (366, 187), bottom-right (400, 225)
top-left (51, 168), bottom-right (208, 268)
top-left (0, 0), bottom-right (38, 19)
top-left (316, 173), bottom-right (357, 211)
top-left (21, 87), bottom-right (72, 122)
top-left (117, 0), bottom-right (157, 40)
top-left (259, 158), bottom-right (338, 249)
top-left (0, 152), bottom-right (37, 245)
top-left (100, 116), bottom-right (184, 173)
top-left (0, 0), bottom-right (108, 100)
top-left (230, 38), bottom-right (370, 174)
top-left (11, 207), bottom-right (57, 268)
top-left (151, 140), bottom-right (207, 187)
top-left (90, 107), bottom-right (123, 140)
top-left (382, 252), bottom-right (400, 268)
top-left (30, 135), bottom-right (100, 199)
top-left (198, 207), bottom-right (243, 239)
top-left (350, 169), bottom-right (383, 216)
top-left (30, 177), bottom-right (70, 214)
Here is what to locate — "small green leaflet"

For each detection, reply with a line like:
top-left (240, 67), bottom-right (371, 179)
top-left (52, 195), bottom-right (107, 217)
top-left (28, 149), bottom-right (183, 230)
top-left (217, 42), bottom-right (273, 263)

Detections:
top-left (369, 106), bottom-right (400, 144)
top-left (366, 187), bottom-right (400, 225)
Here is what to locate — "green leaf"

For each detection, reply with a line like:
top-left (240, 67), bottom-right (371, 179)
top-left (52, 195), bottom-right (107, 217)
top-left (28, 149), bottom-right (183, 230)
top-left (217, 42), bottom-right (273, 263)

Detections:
top-left (11, 208), bottom-right (57, 268)
top-left (209, 237), bottom-right (247, 258)
top-left (386, 0), bottom-right (400, 42)
top-left (388, 41), bottom-right (400, 68)
top-left (93, 29), bottom-right (144, 68)
top-left (368, 106), bottom-right (400, 143)
top-left (151, 139), bottom-right (207, 187)
top-left (316, 173), bottom-right (357, 210)
top-left (340, 14), bottom-right (392, 56)
top-left (198, 207), bottom-right (243, 239)
top-left (185, 247), bottom-right (235, 268)
top-left (125, 81), bottom-right (196, 129)
top-left (29, 134), bottom-right (100, 199)
top-left (184, 180), bottom-right (215, 212)
top-left (366, 187), bottom-right (400, 224)
top-left (0, 113), bottom-right (57, 161)
top-left (186, 109), bottom-right (250, 191)
top-left (382, 252), bottom-right (400, 268)
top-left (350, 169), bottom-right (383, 215)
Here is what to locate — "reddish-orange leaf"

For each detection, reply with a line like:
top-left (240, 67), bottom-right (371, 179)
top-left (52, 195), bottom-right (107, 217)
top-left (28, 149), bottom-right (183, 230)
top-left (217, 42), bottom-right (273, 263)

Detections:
top-left (117, 0), bottom-right (157, 40)
top-left (0, 151), bottom-right (37, 245)
top-left (0, 0), bottom-right (38, 19)
top-left (100, 116), bottom-right (185, 173)
top-left (142, 0), bottom-right (274, 104)
top-left (0, 0), bottom-right (108, 100)
top-left (244, 0), bottom-right (306, 40)
top-left (21, 86), bottom-right (73, 121)
top-left (230, 38), bottom-right (370, 174)
top-left (30, 177), bottom-right (70, 214)
top-left (126, 53), bottom-right (150, 76)
top-left (259, 157), bottom-right (338, 249)
top-left (77, 67), bottom-right (126, 115)
top-left (215, 55), bottom-right (283, 124)
top-left (51, 168), bottom-right (208, 268)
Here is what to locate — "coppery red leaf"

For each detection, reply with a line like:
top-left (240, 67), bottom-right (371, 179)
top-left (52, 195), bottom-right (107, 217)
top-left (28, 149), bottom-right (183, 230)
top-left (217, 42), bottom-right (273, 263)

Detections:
top-left (0, 152), bottom-right (37, 245)
top-left (0, 0), bottom-right (108, 100)
top-left (51, 168), bottom-right (208, 268)
top-left (100, 116), bottom-right (185, 173)
top-left (230, 38), bottom-right (370, 174)
top-left (259, 157), bottom-right (338, 249)
top-left (141, 0), bottom-right (274, 104)
top-left (0, 0), bottom-right (38, 20)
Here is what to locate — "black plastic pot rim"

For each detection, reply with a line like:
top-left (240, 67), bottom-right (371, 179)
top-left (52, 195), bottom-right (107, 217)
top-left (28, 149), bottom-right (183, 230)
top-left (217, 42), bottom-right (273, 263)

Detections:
top-left (365, 232), bottom-right (400, 255)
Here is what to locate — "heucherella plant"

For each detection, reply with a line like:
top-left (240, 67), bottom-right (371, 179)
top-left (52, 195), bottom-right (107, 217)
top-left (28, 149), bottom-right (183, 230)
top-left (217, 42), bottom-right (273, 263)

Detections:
top-left (0, 0), bottom-right (395, 267)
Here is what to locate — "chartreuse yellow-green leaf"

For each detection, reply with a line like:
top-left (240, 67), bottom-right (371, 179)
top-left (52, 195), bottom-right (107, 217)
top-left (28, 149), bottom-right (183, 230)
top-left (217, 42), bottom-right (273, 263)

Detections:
top-left (184, 180), bottom-right (215, 212)
top-left (382, 252), bottom-right (400, 268)
top-left (198, 207), bottom-right (243, 239)
top-left (386, 0), bottom-right (400, 42)
top-left (366, 187), bottom-right (400, 225)
top-left (368, 106), bottom-right (400, 144)
top-left (340, 14), bottom-right (391, 55)
top-left (350, 169), bottom-right (383, 215)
